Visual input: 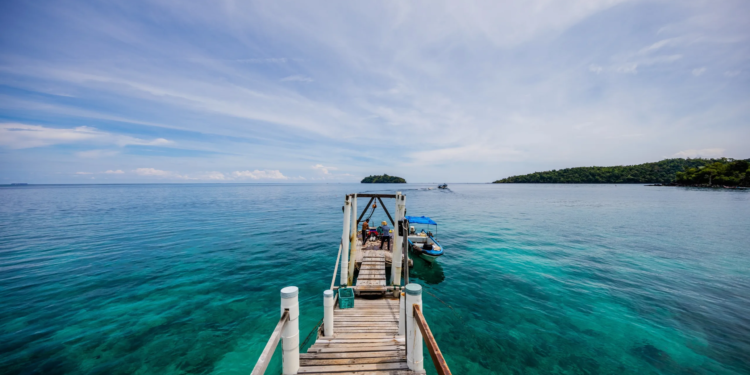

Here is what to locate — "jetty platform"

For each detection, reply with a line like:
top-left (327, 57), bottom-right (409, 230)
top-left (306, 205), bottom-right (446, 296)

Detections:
top-left (298, 297), bottom-right (406, 373)
top-left (250, 193), bottom-right (450, 375)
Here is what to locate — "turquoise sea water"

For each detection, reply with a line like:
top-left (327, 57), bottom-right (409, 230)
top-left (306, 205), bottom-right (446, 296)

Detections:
top-left (1, 183), bottom-right (749, 374)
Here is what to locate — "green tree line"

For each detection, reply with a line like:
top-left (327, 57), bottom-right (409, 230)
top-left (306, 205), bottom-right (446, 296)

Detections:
top-left (361, 174), bottom-right (407, 183)
top-left (676, 159), bottom-right (750, 186)
top-left (493, 158), bottom-right (749, 185)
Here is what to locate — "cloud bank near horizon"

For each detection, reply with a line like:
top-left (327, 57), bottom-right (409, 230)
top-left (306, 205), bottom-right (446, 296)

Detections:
top-left (0, 0), bottom-right (748, 183)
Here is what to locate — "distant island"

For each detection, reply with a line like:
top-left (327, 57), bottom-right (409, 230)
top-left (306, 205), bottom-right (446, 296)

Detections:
top-left (361, 174), bottom-right (406, 183)
top-left (494, 158), bottom-right (749, 186)
top-left (675, 159), bottom-right (749, 187)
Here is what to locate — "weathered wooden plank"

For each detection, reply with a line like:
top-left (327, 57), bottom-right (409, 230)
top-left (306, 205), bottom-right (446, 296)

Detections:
top-left (336, 313), bottom-right (396, 316)
top-left (359, 266), bottom-right (384, 271)
top-left (336, 306), bottom-right (397, 310)
top-left (315, 338), bottom-right (405, 345)
top-left (300, 355), bottom-right (406, 366)
top-left (300, 350), bottom-right (405, 359)
top-left (326, 333), bottom-right (402, 339)
top-left (309, 346), bottom-right (404, 353)
top-left (311, 342), bottom-right (403, 349)
top-left (297, 361), bottom-right (408, 373)
top-left (307, 345), bottom-right (403, 353)
top-left (309, 346), bottom-right (403, 353)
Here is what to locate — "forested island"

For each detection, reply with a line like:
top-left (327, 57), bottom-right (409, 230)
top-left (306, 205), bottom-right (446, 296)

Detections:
top-left (361, 174), bottom-right (406, 183)
top-left (675, 159), bottom-right (749, 186)
top-left (494, 158), bottom-right (750, 186)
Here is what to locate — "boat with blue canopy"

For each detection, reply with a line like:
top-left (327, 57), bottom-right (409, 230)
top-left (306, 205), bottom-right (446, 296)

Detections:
top-left (405, 215), bottom-right (444, 262)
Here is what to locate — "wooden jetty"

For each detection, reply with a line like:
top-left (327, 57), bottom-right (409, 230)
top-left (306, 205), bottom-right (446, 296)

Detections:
top-left (251, 193), bottom-right (451, 375)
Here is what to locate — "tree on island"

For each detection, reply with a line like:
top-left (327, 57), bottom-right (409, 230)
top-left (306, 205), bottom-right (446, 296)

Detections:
top-left (675, 159), bottom-right (749, 187)
top-left (361, 174), bottom-right (406, 183)
top-left (493, 158), bottom-right (749, 185)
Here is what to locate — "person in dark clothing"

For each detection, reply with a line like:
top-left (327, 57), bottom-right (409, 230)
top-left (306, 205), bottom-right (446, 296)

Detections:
top-left (361, 219), bottom-right (370, 243)
top-left (379, 221), bottom-right (392, 250)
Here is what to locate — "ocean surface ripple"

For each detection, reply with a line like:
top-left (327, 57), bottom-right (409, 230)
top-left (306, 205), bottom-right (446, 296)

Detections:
top-left (1, 184), bottom-right (748, 374)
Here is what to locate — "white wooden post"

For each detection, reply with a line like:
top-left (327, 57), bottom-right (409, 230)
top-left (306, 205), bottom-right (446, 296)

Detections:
top-left (280, 286), bottom-right (299, 375)
top-left (405, 283), bottom-right (423, 371)
top-left (398, 291), bottom-right (405, 335)
top-left (340, 196), bottom-right (351, 286)
top-left (323, 289), bottom-right (334, 337)
top-left (347, 194), bottom-right (358, 285)
top-left (391, 193), bottom-right (406, 285)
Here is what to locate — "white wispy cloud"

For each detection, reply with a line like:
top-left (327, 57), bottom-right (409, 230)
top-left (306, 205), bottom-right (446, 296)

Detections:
top-left (692, 67), bottom-right (706, 76)
top-left (77, 149), bottom-right (120, 158)
top-left (0, 0), bottom-right (748, 183)
top-left (232, 170), bottom-right (288, 180)
top-left (673, 148), bottom-right (725, 158)
top-left (311, 164), bottom-right (337, 175)
top-left (131, 168), bottom-right (288, 181)
top-left (134, 168), bottom-right (180, 177)
top-left (281, 75), bottom-right (313, 83)
top-left (0, 123), bottom-right (173, 149)
top-left (105, 169), bottom-right (124, 174)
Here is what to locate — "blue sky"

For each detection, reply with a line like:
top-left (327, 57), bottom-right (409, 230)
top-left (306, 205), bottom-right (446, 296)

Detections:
top-left (0, 0), bottom-right (748, 183)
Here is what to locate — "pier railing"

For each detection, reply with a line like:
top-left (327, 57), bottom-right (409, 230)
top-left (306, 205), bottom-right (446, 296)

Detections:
top-left (250, 310), bottom-right (289, 375)
top-left (251, 286), bottom-right (300, 375)
top-left (414, 305), bottom-right (452, 375)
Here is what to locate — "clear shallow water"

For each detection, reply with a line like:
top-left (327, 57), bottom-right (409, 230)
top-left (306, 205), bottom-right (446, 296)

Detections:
top-left (1, 183), bottom-right (748, 374)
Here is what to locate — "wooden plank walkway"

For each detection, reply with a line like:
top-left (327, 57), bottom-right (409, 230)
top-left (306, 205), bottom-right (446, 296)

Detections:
top-left (298, 297), bottom-right (420, 374)
top-left (355, 234), bottom-right (412, 271)
top-left (356, 249), bottom-right (386, 288)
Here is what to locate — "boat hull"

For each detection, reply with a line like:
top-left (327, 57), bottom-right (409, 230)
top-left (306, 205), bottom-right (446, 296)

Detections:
top-left (418, 252), bottom-right (441, 263)
top-left (408, 237), bottom-right (444, 263)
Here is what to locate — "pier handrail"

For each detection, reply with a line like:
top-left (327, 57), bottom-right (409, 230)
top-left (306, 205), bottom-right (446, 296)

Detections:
top-left (250, 309), bottom-right (289, 375)
top-left (330, 240), bottom-right (343, 290)
top-left (413, 305), bottom-right (452, 375)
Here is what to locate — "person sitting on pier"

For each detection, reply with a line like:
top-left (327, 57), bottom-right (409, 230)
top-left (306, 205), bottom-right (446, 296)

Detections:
top-left (361, 219), bottom-right (370, 243)
top-left (379, 221), bottom-right (392, 250)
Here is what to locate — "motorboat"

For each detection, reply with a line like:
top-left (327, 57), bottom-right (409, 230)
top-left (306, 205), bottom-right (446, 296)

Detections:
top-left (438, 184), bottom-right (448, 189)
top-left (405, 215), bottom-right (444, 263)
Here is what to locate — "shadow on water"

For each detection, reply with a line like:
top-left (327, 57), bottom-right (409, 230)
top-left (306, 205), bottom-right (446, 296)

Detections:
top-left (408, 251), bottom-right (445, 285)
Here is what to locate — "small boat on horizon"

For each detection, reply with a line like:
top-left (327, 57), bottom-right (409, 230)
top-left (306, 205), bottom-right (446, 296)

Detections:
top-left (405, 215), bottom-right (444, 263)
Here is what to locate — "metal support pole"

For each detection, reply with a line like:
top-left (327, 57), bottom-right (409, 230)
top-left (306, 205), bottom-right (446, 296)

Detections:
top-left (391, 194), bottom-right (406, 285)
top-left (406, 283), bottom-right (423, 371)
top-left (398, 291), bottom-right (405, 336)
top-left (340, 196), bottom-right (351, 286)
top-left (347, 194), bottom-right (358, 285)
top-left (323, 289), bottom-right (334, 337)
top-left (280, 286), bottom-right (299, 375)
top-left (391, 193), bottom-right (401, 285)
top-left (403, 219), bottom-right (410, 286)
